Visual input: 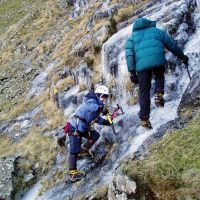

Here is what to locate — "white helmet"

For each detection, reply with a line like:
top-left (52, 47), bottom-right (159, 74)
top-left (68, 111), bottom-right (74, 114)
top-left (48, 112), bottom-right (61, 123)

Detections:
top-left (95, 85), bottom-right (109, 97)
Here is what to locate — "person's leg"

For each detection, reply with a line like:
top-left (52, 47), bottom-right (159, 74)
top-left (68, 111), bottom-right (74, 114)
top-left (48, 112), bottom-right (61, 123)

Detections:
top-left (82, 130), bottom-right (100, 149)
top-left (68, 134), bottom-right (85, 181)
top-left (79, 130), bottom-right (100, 158)
top-left (153, 67), bottom-right (165, 107)
top-left (138, 69), bottom-right (152, 121)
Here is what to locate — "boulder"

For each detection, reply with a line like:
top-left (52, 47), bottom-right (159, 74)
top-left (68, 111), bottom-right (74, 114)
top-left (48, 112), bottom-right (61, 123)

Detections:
top-left (0, 106), bottom-right (47, 142)
top-left (178, 72), bottom-right (200, 115)
top-left (93, 25), bottom-right (109, 44)
top-left (27, 60), bottom-right (58, 99)
top-left (69, 0), bottom-right (89, 19)
top-left (108, 168), bottom-right (137, 200)
top-left (0, 156), bottom-right (16, 200)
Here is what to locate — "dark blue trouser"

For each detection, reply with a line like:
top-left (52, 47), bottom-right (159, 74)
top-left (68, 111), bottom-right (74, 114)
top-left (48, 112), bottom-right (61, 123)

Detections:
top-left (69, 129), bottom-right (100, 170)
top-left (138, 67), bottom-right (165, 120)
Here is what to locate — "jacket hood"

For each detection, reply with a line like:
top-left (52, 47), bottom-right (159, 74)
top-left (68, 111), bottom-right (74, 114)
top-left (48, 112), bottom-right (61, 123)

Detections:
top-left (84, 92), bottom-right (104, 106)
top-left (133, 18), bottom-right (156, 32)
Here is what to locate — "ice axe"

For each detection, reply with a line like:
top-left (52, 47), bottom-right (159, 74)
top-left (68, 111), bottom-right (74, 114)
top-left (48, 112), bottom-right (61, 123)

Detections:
top-left (106, 104), bottom-right (124, 136)
top-left (111, 104), bottom-right (124, 119)
top-left (185, 63), bottom-right (191, 80)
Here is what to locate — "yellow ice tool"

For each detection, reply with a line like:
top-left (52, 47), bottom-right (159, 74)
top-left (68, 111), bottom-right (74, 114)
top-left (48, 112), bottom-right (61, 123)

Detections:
top-left (106, 114), bottom-right (117, 135)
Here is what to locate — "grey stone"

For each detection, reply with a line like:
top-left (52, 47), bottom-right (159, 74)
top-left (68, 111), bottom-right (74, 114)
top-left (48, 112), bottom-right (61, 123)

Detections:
top-left (70, 33), bottom-right (92, 56)
top-left (178, 73), bottom-right (200, 114)
top-left (108, 168), bottom-right (137, 200)
top-left (69, 0), bottom-right (89, 19)
top-left (0, 156), bottom-right (17, 200)
top-left (94, 4), bottom-right (121, 20)
top-left (27, 60), bottom-right (58, 99)
top-left (87, 4), bottom-right (122, 30)
top-left (0, 106), bottom-right (46, 142)
top-left (58, 0), bottom-right (69, 9)
top-left (14, 48), bottom-right (22, 58)
top-left (24, 174), bottom-right (35, 184)
top-left (116, 174), bottom-right (137, 194)
top-left (93, 25), bottom-right (109, 44)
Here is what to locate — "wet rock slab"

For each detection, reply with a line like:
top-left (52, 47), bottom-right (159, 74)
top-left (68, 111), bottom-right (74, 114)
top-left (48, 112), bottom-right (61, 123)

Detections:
top-left (0, 157), bottom-right (16, 200)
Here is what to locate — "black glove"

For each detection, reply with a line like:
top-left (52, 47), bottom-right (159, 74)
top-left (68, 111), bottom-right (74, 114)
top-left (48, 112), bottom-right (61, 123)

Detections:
top-left (102, 107), bottom-right (109, 115)
top-left (57, 132), bottom-right (66, 147)
top-left (130, 71), bottom-right (139, 84)
top-left (182, 55), bottom-right (189, 65)
top-left (102, 119), bottom-right (111, 126)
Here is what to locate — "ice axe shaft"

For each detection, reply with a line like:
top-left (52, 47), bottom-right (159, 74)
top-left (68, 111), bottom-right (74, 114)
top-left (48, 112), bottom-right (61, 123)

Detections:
top-left (106, 104), bottom-right (123, 136)
top-left (185, 64), bottom-right (191, 80)
top-left (106, 114), bottom-right (117, 136)
top-left (111, 124), bottom-right (117, 136)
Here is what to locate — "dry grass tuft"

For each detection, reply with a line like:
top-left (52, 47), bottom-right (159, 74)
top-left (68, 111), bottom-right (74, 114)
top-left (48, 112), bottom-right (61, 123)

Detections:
top-left (17, 126), bottom-right (57, 173)
top-left (79, 83), bottom-right (87, 92)
top-left (0, 135), bottom-right (16, 158)
top-left (1, 90), bottom-right (50, 121)
top-left (0, 126), bottom-right (57, 173)
top-left (56, 76), bottom-right (75, 92)
top-left (40, 163), bottom-right (68, 194)
top-left (42, 99), bottom-right (66, 131)
top-left (114, 0), bottom-right (150, 23)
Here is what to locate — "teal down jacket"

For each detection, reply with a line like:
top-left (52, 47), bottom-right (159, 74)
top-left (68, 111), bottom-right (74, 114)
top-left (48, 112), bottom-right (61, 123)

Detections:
top-left (125, 18), bottom-right (184, 72)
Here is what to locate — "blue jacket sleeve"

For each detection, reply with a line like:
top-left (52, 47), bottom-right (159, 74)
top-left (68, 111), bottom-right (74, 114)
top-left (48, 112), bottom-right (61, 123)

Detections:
top-left (161, 30), bottom-right (184, 59)
top-left (125, 37), bottom-right (136, 72)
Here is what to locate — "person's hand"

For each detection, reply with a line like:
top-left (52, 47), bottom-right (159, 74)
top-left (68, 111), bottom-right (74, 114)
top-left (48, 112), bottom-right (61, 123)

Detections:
top-left (130, 71), bottom-right (139, 84)
top-left (102, 119), bottom-right (111, 126)
top-left (182, 55), bottom-right (189, 65)
top-left (102, 107), bottom-right (109, 115)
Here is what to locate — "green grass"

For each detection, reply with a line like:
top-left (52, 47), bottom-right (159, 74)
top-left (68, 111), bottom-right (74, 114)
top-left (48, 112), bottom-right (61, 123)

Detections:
top-left (123, 112), bottom-right (200, 200)
top-left (0, 0), bottom-right (35, 35)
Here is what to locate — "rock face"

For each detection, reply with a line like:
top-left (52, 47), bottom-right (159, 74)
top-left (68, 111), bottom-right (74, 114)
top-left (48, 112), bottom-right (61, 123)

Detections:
top-left (27, 60), bottom-right (58, 99)
top-left (0, 157), bottom-right (16, 200)
top-left (0, 156), bottom-right (37, 200)
top-left (34, 1), bottom-right (200, 200)
top-left (87, 3), bottom-right (122, 30)
top-left (1, 0), bottom-right (200, 200)
top-left (178, 60), bottom-right (200, 115)
top-left (108, 169), bottom-right (137, 200)
top-left (69, 0), bottom-right (89, 19)
top-left (0, 106), bottom-right (47, 142)
top-left (102, 0), bottom-right (196, 102)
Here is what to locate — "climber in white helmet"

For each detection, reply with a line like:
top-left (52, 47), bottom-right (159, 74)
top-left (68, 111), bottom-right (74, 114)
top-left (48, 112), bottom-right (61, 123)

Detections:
top-left (57, 85), bottom-right (111, 182)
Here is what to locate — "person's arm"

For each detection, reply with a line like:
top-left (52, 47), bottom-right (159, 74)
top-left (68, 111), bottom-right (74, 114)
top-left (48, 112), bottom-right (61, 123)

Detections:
top-left (125, 37), bottom-right (139, 83)
top-left (95, 116), bottom-right (111, 126)
top-left (125, 37), bottom-right (136, 72)
top-left (161, 30), bottom-right (184, 59)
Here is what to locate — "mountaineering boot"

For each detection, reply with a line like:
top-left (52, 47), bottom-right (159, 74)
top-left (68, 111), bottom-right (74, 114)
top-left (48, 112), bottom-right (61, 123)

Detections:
top-left (155, 93), bottom-right (164, 107)
top-left (78, 140), bottom-right (95, 159)
top-left (69, 169), bottom-right (85, 182)
top-left (78, 146), bottom-right (94, 159)
top-left (140, 119), bottom-right (152, 130)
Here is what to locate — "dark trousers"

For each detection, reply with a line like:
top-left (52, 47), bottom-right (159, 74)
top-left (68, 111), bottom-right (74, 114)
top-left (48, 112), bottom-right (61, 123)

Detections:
top-left (69, 130), bottom-right (100, 170)
top-left (138, 67), bottom-right (165, 120)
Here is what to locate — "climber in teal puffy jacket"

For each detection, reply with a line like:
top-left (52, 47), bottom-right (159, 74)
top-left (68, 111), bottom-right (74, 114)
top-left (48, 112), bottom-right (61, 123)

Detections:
top-left (125, 18), bottom-right (189, 129)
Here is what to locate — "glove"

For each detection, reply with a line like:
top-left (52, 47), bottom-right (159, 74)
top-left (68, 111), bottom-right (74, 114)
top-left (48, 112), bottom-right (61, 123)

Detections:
top-left (102, 119), bottom-right (111, 126)
top-left (130, 71), bottom-right (139, 84)
top-left (182, 55), bottom-right (189, 65)
top-left (102, 107), bottom-right (109, 115)
top-left (57, 132), bottom-right (66, 147)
